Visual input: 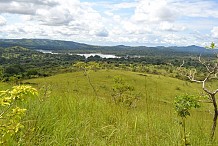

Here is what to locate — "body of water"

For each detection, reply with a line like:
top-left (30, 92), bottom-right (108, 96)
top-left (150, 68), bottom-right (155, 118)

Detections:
top-left (77, 53), bottom-right (119, 59)
top-left (37, 50), bottom-right (59, 54)
top-left (37, 50), bottom-right (119, 59)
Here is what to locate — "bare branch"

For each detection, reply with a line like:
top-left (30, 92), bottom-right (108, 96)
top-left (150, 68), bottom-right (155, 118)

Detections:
top-left (199, 55), bottom-right (212, 73)
top-left (179, 60), bottom-right (185, 69)
top-left (209, 73), bottom-right (218, 80)
top-left (213, 89), bottom-right (218, 95)
top-left (202, 80), bottom-right (212, 94)
top-left (178, 59), bottom-right (218, 95)
top-left (188, 76), bottom-right (203, 83)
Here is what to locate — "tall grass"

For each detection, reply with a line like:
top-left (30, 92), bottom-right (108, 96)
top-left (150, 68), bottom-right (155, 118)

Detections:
top-left (1, 70), bottom-right (217, 145)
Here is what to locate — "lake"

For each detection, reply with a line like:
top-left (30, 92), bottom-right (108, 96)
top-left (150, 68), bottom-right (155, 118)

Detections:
top-left (37, 50), bottom-right (119, 59)
top-left (77, 53), bottom-right (119, 58)
top-left (37, 50), bottom-right (59, 54)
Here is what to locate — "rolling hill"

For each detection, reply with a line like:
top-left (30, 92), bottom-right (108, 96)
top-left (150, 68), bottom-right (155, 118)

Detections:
top-left (0, 69), bottom-right (216, 145)
top-left (0, 39), bottom-right (216, 55)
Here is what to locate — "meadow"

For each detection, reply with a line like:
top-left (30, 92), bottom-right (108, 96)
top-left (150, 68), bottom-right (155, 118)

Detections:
top-left (1, 69), bottom-right (218, 145)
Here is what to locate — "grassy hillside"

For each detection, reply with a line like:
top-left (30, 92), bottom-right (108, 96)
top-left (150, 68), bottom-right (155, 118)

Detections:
top-left (1, 70), bottom-right (217, 145)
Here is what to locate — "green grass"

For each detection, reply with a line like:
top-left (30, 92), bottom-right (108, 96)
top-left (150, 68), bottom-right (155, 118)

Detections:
top-left (0, 70), bottom-right (217, 145)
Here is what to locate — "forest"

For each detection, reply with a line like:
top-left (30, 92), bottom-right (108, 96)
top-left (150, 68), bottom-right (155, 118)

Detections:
top-left (0, 44), bottom-right (213, 81)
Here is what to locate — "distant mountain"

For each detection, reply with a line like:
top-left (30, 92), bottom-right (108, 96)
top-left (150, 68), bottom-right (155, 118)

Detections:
top-left (0, 39), bottom-right (216, 55)
top-left (169, 45), bottom-right (209, 53)
top-left (0, 39), bottom-right (91, 50)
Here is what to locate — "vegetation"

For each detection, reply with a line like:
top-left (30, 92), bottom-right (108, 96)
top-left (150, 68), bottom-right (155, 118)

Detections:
top-left (0, 45), bottom-right (213, 82)
top-left (0, 46), bottom-right (85, 81)
top-left (0, 70), bottom-right (216, 145)
top-left (174, 94), bottom-right (200, 145)
top-left (179, 42), bottom-right (218, 141)
top-left (0, 43), bottom-right (218, 145)
top-left (0, 39), bottom-right (217, 56)
top-left (112, 76), bottom-right (141, 108)
top-left (0, 85), bottom-right (37, 144)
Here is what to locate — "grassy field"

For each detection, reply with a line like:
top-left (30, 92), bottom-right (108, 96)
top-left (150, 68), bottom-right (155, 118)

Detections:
top-left (1, 70), bottom-right (217, 145)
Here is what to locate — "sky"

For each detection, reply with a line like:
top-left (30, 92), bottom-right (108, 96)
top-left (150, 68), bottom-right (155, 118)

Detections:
top-left (0, 0), bottom-right (218, 47)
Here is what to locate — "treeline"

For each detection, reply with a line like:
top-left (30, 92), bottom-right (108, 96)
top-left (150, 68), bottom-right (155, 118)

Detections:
top-left (0, 46), bottom-right (85, 82)
top-left (0, 46), bottom-right (212, 82)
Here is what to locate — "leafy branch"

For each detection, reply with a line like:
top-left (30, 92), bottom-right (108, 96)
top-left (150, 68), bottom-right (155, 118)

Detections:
top-left (0, 85), bottom-right (38, 144)
top-left (174, 94), bottom-right (200, 146)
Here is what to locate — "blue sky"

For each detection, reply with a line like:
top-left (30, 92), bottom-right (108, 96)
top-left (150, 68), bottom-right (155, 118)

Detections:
top-left (0, 0), bottom-right (218, 47)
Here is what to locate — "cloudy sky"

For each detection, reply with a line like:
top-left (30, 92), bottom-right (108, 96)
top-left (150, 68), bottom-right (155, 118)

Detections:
top-left (0, 0), bottom-right (218, 46)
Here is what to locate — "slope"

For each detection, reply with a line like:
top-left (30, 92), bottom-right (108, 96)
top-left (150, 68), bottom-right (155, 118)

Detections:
top-left (1, 70), bottom-right (217, 145)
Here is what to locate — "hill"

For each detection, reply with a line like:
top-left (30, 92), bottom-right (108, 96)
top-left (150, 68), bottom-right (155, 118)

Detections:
top-left (1, 70), bottom-right (217, 145)
top-left (0, 39), bottom-right (90, 50)
top-left (0, 39), bottom-right (216, 56)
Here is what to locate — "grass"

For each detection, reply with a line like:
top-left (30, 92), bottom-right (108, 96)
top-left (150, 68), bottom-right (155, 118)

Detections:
top-left (0, 70), bottom-right (217, 145)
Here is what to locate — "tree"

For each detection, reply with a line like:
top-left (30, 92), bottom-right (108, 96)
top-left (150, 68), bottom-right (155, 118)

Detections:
top-left (0, 67), bottom-right (3, 81)
top-left (178, 42), bottom-right (218, 140)
top-left (174, 94), bottom-right (200, 145)
top-left (4, 65), bottom-right (25, 76)
top-left (73, 61), bottom-right (100, 97)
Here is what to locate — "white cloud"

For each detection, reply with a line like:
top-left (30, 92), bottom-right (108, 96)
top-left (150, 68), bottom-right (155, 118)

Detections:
top-left (20, 15), bottom-right (32, 21)
top-left (159, 22), bottom-right (186, 32)
top-left (104, 11), bottom-right (114, 17)
top-left (0, 15), bottom-right (6, 26)
top-left (132, 0), bottom-right (218, 23)
top-left (0, 0), bottom-right (218, 46)
top-left (89, 26), bottom-right (109, 37)
top-left (173, 0), bottom-right (218, 18)
top-left (0, 1), bottom-right (37, 14)
top-left (132, 0), bottom-right (179, 22)
top-left (35, 7), bottom-right (73, 26)
top-left (162, 34), bottom-right (188, 45)
top-left (0, 0), bottom-right (108, 38)
top-left (0, 0), bottom-right (59, 15)
top-left (0, 0), bottom-right (58, 5)
top-left (121, 21), bottom-right (151, 35)
top-left (211, 27), bottom-right (218, 38)
top-left (111, 2), bottom-right (137, 11)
